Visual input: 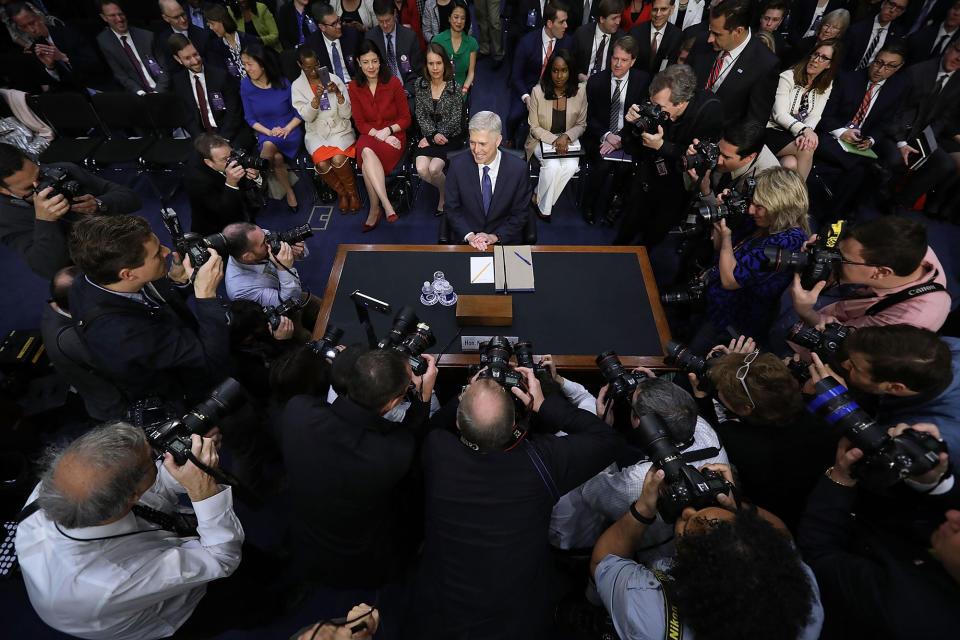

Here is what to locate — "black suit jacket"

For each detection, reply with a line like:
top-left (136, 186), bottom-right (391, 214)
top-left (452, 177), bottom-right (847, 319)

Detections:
top-left (278, 393), bottom-right (430, 586)
top-left (154, 24), bottom-right (212, 73)
top-left (365, 25), bottom-right (424, 96)
top-left (305, 26), bottom-right (363, 83)
top-left (95, 27), bottom-right (171, 93)
top-left (629, 21), bottom-right (682, 73)
top-left (903, 0), bottom-right (954, 33)
top-left (171, 64), bottom-right (244, 140)
top-left (816, 68), bottom-right (910, 142)
top-left (843, 17), bottom-right (907, 71)
top-left (184, 153), bottom-right (258, 235)
top-left (44, 22), bottom-right (105, 88)
top-left (686, 34), bottom-right (779, 125)
top-left (887, 57), bottom-right (960, 142)
top-left (445, 150), bottom-right (532, 244)
top-left (906, 22), bottom-right (959, 63)
top-left (571, 24), bottom-right (623, 78)
top-left (584, 68), bottom-right (651, 153)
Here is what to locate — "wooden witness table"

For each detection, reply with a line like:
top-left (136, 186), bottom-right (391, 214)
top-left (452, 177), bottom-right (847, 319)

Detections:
top-left (312, 244), bottom-right (672, 369)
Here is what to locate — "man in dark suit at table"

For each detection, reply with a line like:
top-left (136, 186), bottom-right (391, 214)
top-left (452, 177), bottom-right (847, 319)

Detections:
top-left (508, 1), bottom-right (573, 144)
top-left (155, 0), bottom-right (211, 73)
top-left (582, 35), bottom-right (650, 225)
top-left (813, 40), bottom-right (910, 216)
top-left (684, 0), bottom-right (778, 126)
top-left (630, 0), bottom-right (682, 73)
top-left (445, 111), bottom-right (532, 250)
top-left (876, 38), bottom-right (960, 212)
top-left (366, 0), bottom-right (422, 102)
top-left (906, 0), bottom-right (959, 62)
top-left (843, 0), bottom-right (910, 71)
top-left (306, 3), bottom-right (362, 84)
top-left (95, 0), bottom-right (170, 93)
top-left (168, 34), bottom-right (253, 149)
top-left (571, 0), bottom-right (624, 81)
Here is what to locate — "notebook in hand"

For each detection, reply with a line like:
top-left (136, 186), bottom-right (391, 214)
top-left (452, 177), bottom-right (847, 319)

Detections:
top-left (540, 139), bottom-right (584, 158)
top-left (906, 126), bottom-right (938, 171)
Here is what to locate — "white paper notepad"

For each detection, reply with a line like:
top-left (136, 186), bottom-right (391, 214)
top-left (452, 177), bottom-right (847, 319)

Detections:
top-left (470, 256), bottom-right (494, 283)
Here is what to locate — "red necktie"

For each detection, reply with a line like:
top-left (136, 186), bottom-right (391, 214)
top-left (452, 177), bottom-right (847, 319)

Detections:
top-left (195, 75), bottom-right (214, 132)
top-left (852, 81), bottom-right (877, 128)
top-left (704, 51), bottom-right (728, 91)
top-left (121, 35), bottom-right (151, 91)
top-left (650, 31), bottom-right (660, 71)
top-left (539, 38), bottom-right (554, 81)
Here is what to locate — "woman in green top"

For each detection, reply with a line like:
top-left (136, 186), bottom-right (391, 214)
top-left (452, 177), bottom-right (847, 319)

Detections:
top-left (228, 0), bottom-right (281, 51)
top-left (431, 0), bottom-right (476, 100)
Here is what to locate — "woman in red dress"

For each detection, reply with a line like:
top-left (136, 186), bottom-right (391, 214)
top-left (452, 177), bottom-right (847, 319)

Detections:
top-left (348, 39), bottom-right (412, 232)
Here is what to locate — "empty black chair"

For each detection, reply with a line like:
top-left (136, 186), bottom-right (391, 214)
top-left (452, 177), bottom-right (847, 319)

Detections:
top-left (141, 92), bottom-right (194, 168)
top-left (89, 92), bottom-right (155, 167)
top-left (33, 92), bottom-right (104, 166)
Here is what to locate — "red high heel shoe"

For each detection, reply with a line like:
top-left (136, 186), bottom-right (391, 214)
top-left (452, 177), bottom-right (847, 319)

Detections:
top-left (385, 210), bottom-right (399, 223)
top-left (361, 206), bottom-right (382, 233)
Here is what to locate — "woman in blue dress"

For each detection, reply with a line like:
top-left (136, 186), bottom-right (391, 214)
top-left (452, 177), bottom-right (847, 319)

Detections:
top-left (240, 43), bottom-right (304, 211)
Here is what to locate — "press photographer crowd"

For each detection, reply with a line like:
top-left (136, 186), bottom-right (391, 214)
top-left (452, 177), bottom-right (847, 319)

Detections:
top-left (0, 0), bottom-right (959, 638)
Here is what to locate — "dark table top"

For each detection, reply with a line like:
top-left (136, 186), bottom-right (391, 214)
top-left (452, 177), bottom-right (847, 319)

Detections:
top-left (313, 245), bottom-right (671, 369)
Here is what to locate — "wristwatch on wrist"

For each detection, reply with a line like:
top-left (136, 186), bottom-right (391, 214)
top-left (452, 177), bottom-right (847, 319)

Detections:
top-left (94, 197), bottom-right (104, 212)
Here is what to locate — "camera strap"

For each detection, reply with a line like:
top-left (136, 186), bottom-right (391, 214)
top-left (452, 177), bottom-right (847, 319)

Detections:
top-left (650, 568), bottom-right (683, 640)
top-left (863, 276), bottom-right (946, 317)
top-left (679, 447), bottom-right (721, 464)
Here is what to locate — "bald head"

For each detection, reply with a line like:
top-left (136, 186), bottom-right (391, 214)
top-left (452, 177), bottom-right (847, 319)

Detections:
top-left (38, 422), bottom-right (155, 528)
top-left (159, 0), bottom-right (189, 31)
top-left (457, 378), bottom-right (516, 448)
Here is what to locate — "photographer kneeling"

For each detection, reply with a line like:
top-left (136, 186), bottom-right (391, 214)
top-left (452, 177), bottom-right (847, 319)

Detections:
top-left (591, 461), bottom-right (824, 640)
top-left (684, 121), bottom-right (780, 208)
top-left (683, 167), bottom-right (810, 354)
top-left (613, 64), bottom-right (723, 247)
top-left (185, 132), bottom-right (264, 237)
top-left (0, 142), bottom-right (141, 278)
top-left (685, 336), bottom-right (839, 530)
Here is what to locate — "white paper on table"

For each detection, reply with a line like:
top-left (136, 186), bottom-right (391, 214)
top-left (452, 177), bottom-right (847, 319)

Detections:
top-left (470, 256), bottom-right (494, 283)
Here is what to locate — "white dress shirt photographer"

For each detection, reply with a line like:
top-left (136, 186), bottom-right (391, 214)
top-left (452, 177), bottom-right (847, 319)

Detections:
top-left (16, 422), bottom-right (243, 640)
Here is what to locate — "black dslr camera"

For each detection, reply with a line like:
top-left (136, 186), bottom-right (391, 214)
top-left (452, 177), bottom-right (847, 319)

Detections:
top-left (514, 341), bottom-right (546, 374)
top-left (34, 166), bottom-right (82, 200)
top-left (135, 378), bottom-right (246, 465)
top-left (788, 321), bottom-right (853, 364)
top-left (159, 207), bottom-right (228, 268)
top-left (306, 324), bottom-right (343, 360)
top-left (660, 274), bottom-right (708, 305)
top-left (808, 378), bottom-right (947, 488)
top-left (377, 306), bottom-right (436, 376)
top-left (634, 411), bottom-right (734, 522)
top-left (664, 341), bottom-right (718, 392)
top-left (678, 140), bottom-right (720, 173)
top-left (632, 102), bottom-right (671, 134)
top-left (690, 177), bottom-right (756, 227)
top-left (596, 350), bottom-right (647, 402)
top-left (764, 220), bottom-right (847, 290)
top-left (265, 224), bottom-right (313, 254)
top-left (228, 147), bottom-right (267, 171)
top-left (263, 294), bottom-right (309, 331)
top-left (476, 336), bottom-right (527, 392)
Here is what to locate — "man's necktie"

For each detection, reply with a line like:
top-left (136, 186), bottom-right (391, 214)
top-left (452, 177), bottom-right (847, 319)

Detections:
top-left (331, 42), bottom-right (345, 81)
top-left (857, 27), bottom-right (885, 70)
top-left (609, 78), bottom-right (622, 135)
top-left (132, 504), bottom-right (198, 537)
top-left (908, 0), bottom-right (937, 35)
top-left (591, 34), bottom-right (607, 75)
top-left (539, 38), bottom-right (554, 81)
top-left (704, 51), bottom-right (728, 90)
top-left (386, 33), bottom-right (401, 78)
top-left (583, 0), bottom-right (592, 25)
top-left (650, 31), bottom-right (660, 71)
top-left (809, 13), bottom-right (822, 36)
top-left (195, 75), bottom-right (214, 132)
top-left (299, 11), bottom-right (309, 44)
top-left (481, 166), bottom-right (492, 215)
top-left (852, 81), bottom-right (877, 128)
top-left (932, 33), bottom-right (951, 56)
top-left (121, 35), bottom-right (151, 91)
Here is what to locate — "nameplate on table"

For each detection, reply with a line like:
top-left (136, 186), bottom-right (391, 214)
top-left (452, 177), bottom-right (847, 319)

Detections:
top-left (461, 335), bottom-right (521, 352)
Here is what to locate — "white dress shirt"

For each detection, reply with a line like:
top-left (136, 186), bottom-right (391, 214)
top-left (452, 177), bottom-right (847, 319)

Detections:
top-left (112, 29), bottom-right (157, 90)
top-left (712, 30), bottom-right (752, 90)
top-left (668, 0), bottom-right (705, 31)
top-left (604, 71), bottom-right (629, 141)
top-left (862, 17), bottom-right (890, 67)
top-left (589, 25), bottom-right (611, 74)
top-left (191, 70), bottom-right (218, 127)
top-left (16, 465), bottom-right (244, 640)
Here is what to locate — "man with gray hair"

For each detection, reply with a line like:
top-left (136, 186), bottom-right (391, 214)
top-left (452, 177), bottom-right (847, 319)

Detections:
top-left (15, 422), bottom-right (244, 639)
top-left (443, 111), bottom-right (533, 250)
top-left (614, 63), bottom-right (724, 246)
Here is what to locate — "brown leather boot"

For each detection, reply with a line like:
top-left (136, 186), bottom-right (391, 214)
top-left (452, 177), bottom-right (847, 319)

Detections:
top-left (333, 160), bottom-right (361, 212)
top-left (316, 166), bottom-right (348, 210)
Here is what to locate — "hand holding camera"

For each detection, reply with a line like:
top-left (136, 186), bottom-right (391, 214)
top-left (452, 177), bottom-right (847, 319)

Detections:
top-left (268, 315), bottom-right (295, 340)
top-left (162, 433), bottom-right (221, 502)
top-left (33, 185), bottom-right (70, 221)
top-left (270, 240), bottom-right (295, 269)
top-left (512, 366), bottom-right (544, 412)
top-left (411, 352), bottom-right (439, 399)
top-left (224, 159), bottom-right (246, 187)
top-left (192, 248), bottom-right (224, 299)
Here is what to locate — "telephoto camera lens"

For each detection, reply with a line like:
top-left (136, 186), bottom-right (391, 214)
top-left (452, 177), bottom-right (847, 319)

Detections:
top-left (306, 325), bottom-right (344, 360)
top-left (181, 378), bottom-right (246, 434)
top-left (763, 245), bottom-right (810, 271)
top-left (265, 224), bottom-right (314, 254)
top-left (378, 306), bottom-right (419, 349)
top-left (596, 350), bottom-right (646, 401)
top-left (514, 341), bottom-right (541, 371)
top-left (399, 322), bottom-right (436, 375)
top-left (665, 341), bottom-right (710, 378)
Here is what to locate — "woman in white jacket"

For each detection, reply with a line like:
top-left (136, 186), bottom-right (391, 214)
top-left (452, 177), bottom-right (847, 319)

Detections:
top-left (332, 0), bottom-right (377, 31)
top-left (765, 39), bottom-right (842, 180)
top-left (291, 44), bottom-right (361, 211)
